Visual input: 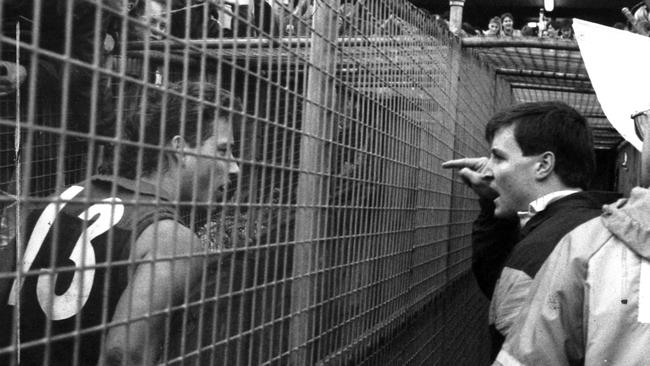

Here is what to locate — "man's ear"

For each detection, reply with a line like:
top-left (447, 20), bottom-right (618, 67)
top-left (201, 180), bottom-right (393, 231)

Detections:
top-left (171, 135), bottom-right (185, 151)
top-left (168, 135), bottom-right (186, 166)
top-left (535, 151), bottom-right (555, 180)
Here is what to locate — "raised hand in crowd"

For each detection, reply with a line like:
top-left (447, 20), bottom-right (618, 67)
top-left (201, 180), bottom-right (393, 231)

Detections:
top-left (622, 4), bottom-right (650, 36)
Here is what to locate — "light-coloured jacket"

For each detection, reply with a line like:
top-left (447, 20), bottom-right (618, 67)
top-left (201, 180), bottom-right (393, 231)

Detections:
top-left (495, 187), bottom-right (650, 366)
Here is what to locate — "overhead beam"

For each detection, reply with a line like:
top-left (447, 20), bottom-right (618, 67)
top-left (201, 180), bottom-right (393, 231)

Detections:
top-left (128, 35), bottom-right (430, 50)
top-left (497, 68), bottom-right (590, 81)
top-left (461, 37), bottom-right (579, 51)
top-left (510, 82), bottom-right (595, 94)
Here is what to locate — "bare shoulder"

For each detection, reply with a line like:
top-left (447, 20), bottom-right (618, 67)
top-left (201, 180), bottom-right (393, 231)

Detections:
top-left (133, 219), bottom-right (202, 259)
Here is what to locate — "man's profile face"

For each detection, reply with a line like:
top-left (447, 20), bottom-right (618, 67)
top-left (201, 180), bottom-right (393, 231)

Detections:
top-left (181, 117), bottom-right (239, 202)
top-left (485, 124), bottom-right (539, 218)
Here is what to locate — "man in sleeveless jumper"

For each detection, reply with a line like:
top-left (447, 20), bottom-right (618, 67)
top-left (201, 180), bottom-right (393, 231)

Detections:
top-left (0, 81), bottom-right (241, 365)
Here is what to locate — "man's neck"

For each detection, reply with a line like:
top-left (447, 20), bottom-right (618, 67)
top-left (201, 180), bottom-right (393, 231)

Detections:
top-left (140, 172), bottom-right (178, 201)
top-left (528, 175), bottom-right (579, 204)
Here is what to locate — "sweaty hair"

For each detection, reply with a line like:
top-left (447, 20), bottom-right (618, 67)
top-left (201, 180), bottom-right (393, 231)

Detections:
top-left (118, 82), bottom-right (242, 179)
top-left (485, 101), bottom-right (595, 190)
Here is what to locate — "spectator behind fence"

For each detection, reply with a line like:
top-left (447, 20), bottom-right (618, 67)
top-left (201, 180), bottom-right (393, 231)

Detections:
top-left (129, 0), bottom-right (233, 40)
top-left (0, 81), bottom-right (241, 366)
top-left (520, 25), bottom-right (537, 37)
top-left (623, 4), bottom-right (650, 36)
top-left (560, 25), bottom-right (574, 39)
top-left (499, 13), bottom-right (521, 37)
top-left (129, 0), bottom-right (169, 40)
top-left (442, 102), bottom-right (620, 361)
top-left (462, 21), bottom-right (482, 37)
top-left (169, 0), bottom-right (223, 39)
top-left (485, 16), bottom-right (501, 37)
top-left (0, 0), bottom-right (119, 196)
top-left (161, 0), bottom-right (283, 39)
top-left (635, 2), bottom-right (649, 23)
top-left (544, 21), bottom-right (559, 38)
top-left (494, 109), bottom-right (650, 365)
top-left (613, 21), bottom-right (629, 31)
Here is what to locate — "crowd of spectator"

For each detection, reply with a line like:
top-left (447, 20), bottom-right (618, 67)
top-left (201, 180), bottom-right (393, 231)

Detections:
top-left (463, 2), bottom-right (650, 40)
top-left (467, 11), bottom-right (574, 40)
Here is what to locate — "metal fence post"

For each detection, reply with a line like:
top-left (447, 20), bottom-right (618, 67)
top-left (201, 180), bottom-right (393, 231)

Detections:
top-left (445, 35), bottom-right (462, 284)
top-left (632, 110), bottom-right (650, 186)
top-left (449, 0), bottom-right (465, 34)
top-left (290, 0), bottom-right (340, 364)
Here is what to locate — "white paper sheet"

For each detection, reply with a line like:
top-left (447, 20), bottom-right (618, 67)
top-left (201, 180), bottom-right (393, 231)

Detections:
top-left (573, 18), bottom-right (650, 151)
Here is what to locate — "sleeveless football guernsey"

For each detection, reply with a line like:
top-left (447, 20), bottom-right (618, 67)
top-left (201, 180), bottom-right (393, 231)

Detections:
top-left (0, 176), bottom-right (179, 365)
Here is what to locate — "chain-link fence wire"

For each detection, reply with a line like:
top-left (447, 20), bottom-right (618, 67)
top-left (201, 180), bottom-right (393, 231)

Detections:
top-left (0, 0), bottom-right (511, 365)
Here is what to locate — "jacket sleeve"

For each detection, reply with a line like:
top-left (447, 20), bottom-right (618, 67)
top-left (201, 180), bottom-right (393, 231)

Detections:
top-left (493, 231), bottom-right (587, 366)
top-left (472, 198), bottom-right (519, 299)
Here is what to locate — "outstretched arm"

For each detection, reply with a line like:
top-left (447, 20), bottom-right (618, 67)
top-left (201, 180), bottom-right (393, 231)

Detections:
top-left (443, 157), bottom-right (518, 299)
top-left (103, 220), bottom-right (205, 366)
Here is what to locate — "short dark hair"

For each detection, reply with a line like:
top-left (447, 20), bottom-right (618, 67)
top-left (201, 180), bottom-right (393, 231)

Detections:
top-left (485, 101), bottom-right (595, 189)
top-left (118, 82), bottom-right (242, 179)
top-left (500, 13), bottom-right (514, 23)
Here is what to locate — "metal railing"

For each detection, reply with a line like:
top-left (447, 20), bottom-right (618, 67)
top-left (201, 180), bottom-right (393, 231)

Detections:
top-left (0, 0), bottom-right (501, 364)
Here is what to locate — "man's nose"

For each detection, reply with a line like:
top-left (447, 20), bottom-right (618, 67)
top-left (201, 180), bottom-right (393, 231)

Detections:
top-left (228, 154), bottom-right (240, 174)
top-left (482, 160), bottom-right (495, 181)
top-left (481, 172), bottom-right (494, 183)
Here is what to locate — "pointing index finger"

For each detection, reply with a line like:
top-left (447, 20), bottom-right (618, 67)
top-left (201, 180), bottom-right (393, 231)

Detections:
top-left (441, 157), bottom-right (487, 170)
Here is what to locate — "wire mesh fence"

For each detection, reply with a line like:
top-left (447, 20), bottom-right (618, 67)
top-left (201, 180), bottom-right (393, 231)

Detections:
top-left (0, 0), bottom-right (506, 365)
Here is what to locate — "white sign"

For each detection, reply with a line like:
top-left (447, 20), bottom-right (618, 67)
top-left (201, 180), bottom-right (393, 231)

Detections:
top-left (573, 18), bottom-right (650, 151)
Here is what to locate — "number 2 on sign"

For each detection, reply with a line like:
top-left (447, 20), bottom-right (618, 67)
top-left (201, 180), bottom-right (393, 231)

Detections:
top-left (8, 185), bottom-right (124, 320)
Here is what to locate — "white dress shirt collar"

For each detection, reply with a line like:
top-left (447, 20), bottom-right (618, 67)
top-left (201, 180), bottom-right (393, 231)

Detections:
top-left (517, 189), bottom-right (581, 227)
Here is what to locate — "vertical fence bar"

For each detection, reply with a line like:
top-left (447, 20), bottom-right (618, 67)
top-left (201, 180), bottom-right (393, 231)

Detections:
top-left (290, 0), bottom-right (340, 364)
top-left (448, 0), bottom-right (465, 34)
top-left (633, 110), bottom-right (650, 186)
top-left (444, 36), bottom-right (463, 285)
